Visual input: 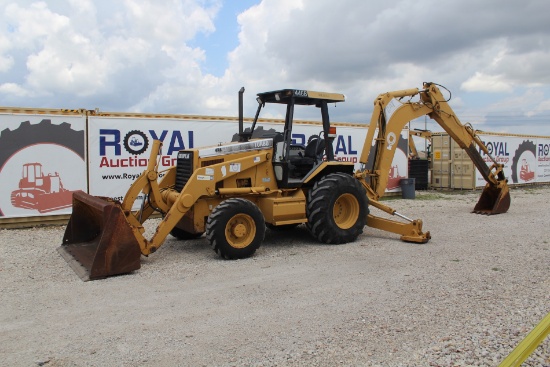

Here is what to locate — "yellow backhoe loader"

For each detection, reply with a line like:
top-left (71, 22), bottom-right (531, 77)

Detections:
top-left (59, 82), bottom-right (510, 281)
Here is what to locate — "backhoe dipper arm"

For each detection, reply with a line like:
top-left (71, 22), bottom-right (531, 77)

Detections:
top-left (419, 83), bottom-right (506, 185)
top-left (358, 82), bottom-right (510, 214)
top-left (419, 83), bottom-right (510, 214)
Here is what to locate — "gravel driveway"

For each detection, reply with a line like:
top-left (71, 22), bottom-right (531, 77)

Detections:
top-left (1, 186), bottom-right (549, 366)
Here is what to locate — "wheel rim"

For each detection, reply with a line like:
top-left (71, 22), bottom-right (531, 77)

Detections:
top-left (333, 193), bottom-right (360, 230)
top-left (225, 213), bottom-right (256, 248)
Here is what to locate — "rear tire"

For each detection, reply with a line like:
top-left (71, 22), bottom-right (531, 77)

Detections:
top-left (306, 173), bottom-right (368, 244)
top-left (206, 198), bottom-right (265, 259)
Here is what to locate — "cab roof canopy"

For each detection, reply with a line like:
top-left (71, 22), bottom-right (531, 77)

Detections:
top-left (256, 89), bottom-right (345, 106)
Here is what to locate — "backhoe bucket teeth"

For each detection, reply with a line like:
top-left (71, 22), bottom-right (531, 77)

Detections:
top-left (57, 191), bottom-right (142, 281)
top-left (473, 184), bottom-right (511, 215)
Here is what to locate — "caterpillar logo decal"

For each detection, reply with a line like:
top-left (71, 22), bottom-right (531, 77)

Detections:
top-left (178, 152), bottom-right (191, 159)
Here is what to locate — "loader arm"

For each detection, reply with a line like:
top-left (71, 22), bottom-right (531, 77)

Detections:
top-left (123, 142), bottom-right (272, 256)
top-left (59, 140), bottom-right (272, 280)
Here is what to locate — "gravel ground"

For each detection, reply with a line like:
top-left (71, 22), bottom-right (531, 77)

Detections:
top-left (1, 186), bottom-right (549, 367)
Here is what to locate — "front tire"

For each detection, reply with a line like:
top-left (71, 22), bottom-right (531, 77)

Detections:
top-left (206, 198), bottom-right (265, 259)
top-left (306, 173), bottom-right (368, 244)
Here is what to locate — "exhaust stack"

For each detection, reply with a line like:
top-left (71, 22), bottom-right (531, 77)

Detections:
top-left (238, 87), bottom-right (251, 142)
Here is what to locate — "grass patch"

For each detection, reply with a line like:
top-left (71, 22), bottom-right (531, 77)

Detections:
top-left (522, 187), bottom-right (540, 194)
top-left (415, 193), bottom-right (449, 201)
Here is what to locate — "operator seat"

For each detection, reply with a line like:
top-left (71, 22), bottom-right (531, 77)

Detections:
top-left (290, 136), bottom-right (324, 176)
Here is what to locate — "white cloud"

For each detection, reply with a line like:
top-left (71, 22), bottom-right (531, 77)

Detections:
top-left (1, 0), bottom-right (550, 134)
top-left (0, 82), bottom-right (30, 97)
top-left (0, 0), bottom-right (222, 108)
top-left (461, 73), bottom-right (513, 93)
top-left (487, 89), bottom-right (544, 112)
top-left (526, 98), bottom-right (550, 118)
top-left (225, 1), bottom-right (305, 87)
top-left (4, 2), bottom-right (70, 47)
top-left (122, 0), bottom-right (218, 43)
top-left (0, 34), bottom-right (13, 72)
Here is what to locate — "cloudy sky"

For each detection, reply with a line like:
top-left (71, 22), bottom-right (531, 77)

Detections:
top-left (1, 0), bottom-right (550, 136)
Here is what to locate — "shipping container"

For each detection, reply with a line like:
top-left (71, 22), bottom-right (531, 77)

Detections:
top-left (451, 139), bottom-right (476, 189)
top-left (430, 134), bottom-right (451, 189)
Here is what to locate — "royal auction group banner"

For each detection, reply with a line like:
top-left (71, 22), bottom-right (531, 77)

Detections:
top-left (87, 116), bottom-right (412, 206)
top-left (2, 109), bottom-right (548, 220)
top-left (2, 111), bottom-right (411, 218)
top-left (474, 134), bottom-right (550, 187)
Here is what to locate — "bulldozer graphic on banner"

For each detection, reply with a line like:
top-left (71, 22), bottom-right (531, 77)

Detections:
top-left (386, 165), bottom-right (406, 190)
top-left (519, 158), bottom-right (535, 182)
top-left (10, 162), bottom-right (74, 213)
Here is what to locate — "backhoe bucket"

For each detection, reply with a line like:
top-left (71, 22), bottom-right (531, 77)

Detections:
top-left (58, 191), bottom-right (142, 281)
top-left (473, 184), bottom-right (511, 215)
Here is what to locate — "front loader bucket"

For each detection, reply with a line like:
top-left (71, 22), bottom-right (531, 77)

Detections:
top-left (58, 191), bottom-right (142, 281)
top-left (473, 184), bottom-right (511, 215)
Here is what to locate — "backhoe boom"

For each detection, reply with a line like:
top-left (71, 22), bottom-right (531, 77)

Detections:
top-left (357, 82), bottom-right (510, 214)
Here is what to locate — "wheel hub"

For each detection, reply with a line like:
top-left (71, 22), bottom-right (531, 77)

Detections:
top-left (333, 193), bottom-right (360, 230)
top-left (225, 213), bottom-right (256, 248)
top-left (232, 223), bottom-right (247, 238)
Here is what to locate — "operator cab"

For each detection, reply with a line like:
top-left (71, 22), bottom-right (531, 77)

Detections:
top-left (238, 89), bottom-right (345, 188)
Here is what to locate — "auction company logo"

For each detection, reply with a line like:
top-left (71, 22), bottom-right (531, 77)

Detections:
top-left (479, 139), bottom-right (510, 164)
top-left (123, 130), bottom-right (149, 155)
top-left (99, 129), bottom-right (195, 168)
